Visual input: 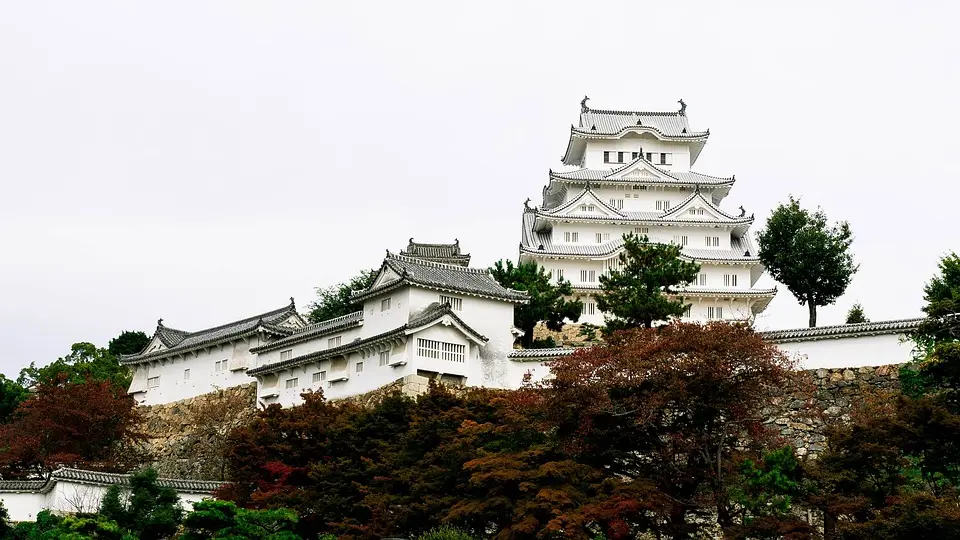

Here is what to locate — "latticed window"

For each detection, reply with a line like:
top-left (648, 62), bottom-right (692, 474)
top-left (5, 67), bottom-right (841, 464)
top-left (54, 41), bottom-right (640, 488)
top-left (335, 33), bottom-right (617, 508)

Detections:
top-left (417, 338), bottom-right (466, 362)
top-left (285, 378), bottom-right (298, 389)
top-left (440, 295), bottom-right (463, 310)
top-left (379, 351), bottom-right (390, 366)
top-left (313, 371), bottom-right (326, 383)
top-left (280, 349), bottom-right (293, 361)
top-left (147, 376), bottom-right (159, 388)
top-left (328, 336), bottom-right (341, 348)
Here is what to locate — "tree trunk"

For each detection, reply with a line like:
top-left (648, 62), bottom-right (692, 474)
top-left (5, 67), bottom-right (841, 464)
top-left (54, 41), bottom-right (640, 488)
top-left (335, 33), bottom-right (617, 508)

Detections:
top-left (808, 299), bottom-right (817, 328)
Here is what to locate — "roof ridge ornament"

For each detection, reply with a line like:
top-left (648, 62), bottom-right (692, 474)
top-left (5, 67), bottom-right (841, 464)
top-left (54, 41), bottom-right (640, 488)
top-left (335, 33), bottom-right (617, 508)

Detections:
top-left (739, 205), bottom-right (746, 217)
top-left (678, 99), bottom-right (687, 116)
top-left (289, 296), bottom-right (295, 307)
top-left (157, 318), bottom-right (164, 328)
top-left (581, 95), bottom-right (590, 113)
top-left (524, 198), bottom-right (531, 210)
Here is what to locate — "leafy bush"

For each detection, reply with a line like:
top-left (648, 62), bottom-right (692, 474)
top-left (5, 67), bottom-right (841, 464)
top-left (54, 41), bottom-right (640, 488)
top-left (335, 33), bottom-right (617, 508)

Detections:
top-left (416, 525), bottom-right (479, 540)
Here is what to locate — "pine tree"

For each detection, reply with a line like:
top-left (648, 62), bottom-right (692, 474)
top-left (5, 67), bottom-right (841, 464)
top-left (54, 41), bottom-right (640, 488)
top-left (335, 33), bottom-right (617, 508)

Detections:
top-left (594, 233), bottom-right (700, 331)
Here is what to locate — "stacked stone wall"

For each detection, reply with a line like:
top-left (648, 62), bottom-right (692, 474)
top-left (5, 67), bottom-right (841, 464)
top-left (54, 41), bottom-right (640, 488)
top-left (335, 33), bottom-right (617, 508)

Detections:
top-left (133, 365), bottom-right (904, 480)
top-left (767, 364), bottom-right (901, 459)
top-left (137, 382), bottom-right (257, 481)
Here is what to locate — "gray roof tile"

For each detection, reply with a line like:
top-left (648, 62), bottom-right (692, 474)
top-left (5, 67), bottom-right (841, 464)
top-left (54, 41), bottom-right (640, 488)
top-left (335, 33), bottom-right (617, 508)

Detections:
top-left (248, 302), bottom-right (487, 376)
top-left (352, 253), bottom-right (528, 303)
top-left (760, 318), bottom-right (924, 343)
top-left (400, 238), bottom-right (471, 266)
top-left (577, 109), bottom-right (706, 138)
top-left (252, 310), bottom-right (365, 354)
top-left (507, 347), bottom-right (579, 360)
top-left (121, 301), bottom-right (304, 364)
top-left (0, 468), bottom-right (223, 494)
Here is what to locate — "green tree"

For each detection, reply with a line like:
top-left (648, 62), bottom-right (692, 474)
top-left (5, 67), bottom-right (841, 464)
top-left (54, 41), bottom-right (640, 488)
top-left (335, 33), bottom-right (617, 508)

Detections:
top-left (594, 233), bottom-right (700, 331)
top-left (98, 468), bottom-right (183, 540)
top-left (489, 260), bottom-right (582, 348)
top-left (306, 269), bottom-right (377, 323)
top-left (0, 500), bottom-right (11, 539)
top-left (17, 342), bottom-right (130, 390)
top-left (846, 302), bottom-right (869, 324)
top-left (107, 331), bottom-right (150, 357)
top-left (181, 500), bottom-right (300, 539)
top-left (0, 375), bottom-right (27, 423)
top-left (757, 196), bottom-right (858, 328)
top-left (905, 253), bottom-right (960, 403)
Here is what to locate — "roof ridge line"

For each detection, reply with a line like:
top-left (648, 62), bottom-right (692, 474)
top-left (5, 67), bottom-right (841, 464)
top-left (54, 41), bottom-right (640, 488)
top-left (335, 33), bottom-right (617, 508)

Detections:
top-left (172, 303), bottom-right (296, 338)
top-left (585, 108), bottom-right (681, 117)
top-left (387, 252), bottom-right (489, 274)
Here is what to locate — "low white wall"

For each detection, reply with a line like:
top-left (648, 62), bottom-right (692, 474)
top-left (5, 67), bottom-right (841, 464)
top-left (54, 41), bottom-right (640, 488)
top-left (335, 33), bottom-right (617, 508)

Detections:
top-left (776, 333), bottom-right (916, 370)
top-left (0, 481), bottom-right (212, 522)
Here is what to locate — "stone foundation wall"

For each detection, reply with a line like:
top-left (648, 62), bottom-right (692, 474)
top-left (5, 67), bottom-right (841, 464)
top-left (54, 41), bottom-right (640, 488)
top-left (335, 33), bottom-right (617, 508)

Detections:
top-left (137, 382), bottom-right (257, 481)
top-left (768, 364), bottom-right (901, 459)
top-left (133, 365), bottom-right (904, 480)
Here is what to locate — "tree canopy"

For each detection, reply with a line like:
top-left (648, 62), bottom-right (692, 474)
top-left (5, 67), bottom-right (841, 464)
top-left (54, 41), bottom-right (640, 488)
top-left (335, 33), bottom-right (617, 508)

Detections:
top-left (0, 375), bottom-right (144, 477)
top-left (757, 196), bottom-right (858, 327)
top-left (594, 233), bottom-right (700, 331)
top-left (846, 302), bottom-right (869, 324)
top-left (306, 269), bottom-right (378, 323)
top-left (489, 259), bottom-right (582, 348)
top-left (107, 330), bottom-right (150, 357)
top-left (0, 375), bottom-right (27, 423)
top-left (18, 341), bottom-right (131, 390)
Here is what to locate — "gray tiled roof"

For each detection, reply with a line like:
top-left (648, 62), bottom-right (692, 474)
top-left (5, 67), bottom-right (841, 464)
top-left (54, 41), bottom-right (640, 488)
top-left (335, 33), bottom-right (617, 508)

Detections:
top-left (520, 210), bottom-right (761, 262)
top-left (248, 302), bottom-right (487, 376)
top-left (251, 310), bottom-right (365, 354)
top-left (401, 238), bottom-right (471, 266)
top-left (674, 286), bottom-right (778, 297)
top-left (121, 300), bottom-right (304, 364)
top-left (550, 155), bottom-right (734, 187)
top-left (577, 109), bottom-right (707, 138)
top-left (536, 189), bottom-right (752, 226)
top-left (760, 318), bottom-right (924, 344)
top-left (0, 468), bottom-right (223, 494)
top-left (352, 253), bottom-right (529, 304)
top-left (507, 347), bottom-right (579, 360)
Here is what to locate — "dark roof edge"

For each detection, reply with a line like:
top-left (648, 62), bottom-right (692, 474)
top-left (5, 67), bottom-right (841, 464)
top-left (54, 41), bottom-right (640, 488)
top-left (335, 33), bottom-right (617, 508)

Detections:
top-left (760, 318), bottom-right (924, 343)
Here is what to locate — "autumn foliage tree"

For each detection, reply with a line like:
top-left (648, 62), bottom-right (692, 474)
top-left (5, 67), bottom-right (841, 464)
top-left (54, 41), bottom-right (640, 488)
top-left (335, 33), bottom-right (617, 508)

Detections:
top-left (529, 322), bottom-right (807, 538)
top-left (0, 375), bottom-right (144, 477)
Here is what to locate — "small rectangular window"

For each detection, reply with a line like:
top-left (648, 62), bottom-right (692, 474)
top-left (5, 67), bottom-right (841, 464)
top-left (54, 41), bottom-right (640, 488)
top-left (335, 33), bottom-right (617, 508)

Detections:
top-left (698, 273), bottom-right (707, 286)
top-left (381, 297), bottom-right (391, 311)
top-left (556, 268), bottom-right (564, 281)
top-left (580, 204), bottom-right (588, 212)
top-left (631, 152), bottom-right (638, 160)
top-left (147, 376), bottom-right (159, 388)
top-left (379, 351), bottom-right (390, 366)
top-left (603, 151), bottom-right (611, 163)
top-left (617, 151), bottom-right (625, 163)
top-left (285, 378), bottom-right (298, 389)
top-left (656, 200), bottom-right (671, 211)
top-left (328, 336), bottom-right (342, 348)
top-left (724, 274), bottom-right (738, 287)
top-left (584, 302), bottom-right (596, 315)
top-left (683, 305), bottom-right (692, 317)
top-left (313, 371), bottom-right (326, 383)
top-left (356, 362), bottom-right (364, 373)
top-left (673, 235), bottom-right (688, 246)
top-left (645, 152), bottom-right (653, 161)
top-left (660, 153), bottom-right (672, 165)
top-left (439, 295), bottom-right (463, 310)
top-left (634, 227), bottom-right (649, 235)
top-left (280, 349), bottom-right (293, 362)
top-left (571, 232), bottom-right (578, 242)
top-left (215, 359), bottom-right (227, 373)
top-left (596, 233), bottom-right (603, 244)
top-left (183, 369), bottom-right (190, 381)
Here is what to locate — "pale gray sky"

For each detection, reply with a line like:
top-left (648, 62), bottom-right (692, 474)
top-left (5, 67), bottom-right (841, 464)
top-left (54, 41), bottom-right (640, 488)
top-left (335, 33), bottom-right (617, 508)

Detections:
top-left (1, 1), bottom-right (956, 376)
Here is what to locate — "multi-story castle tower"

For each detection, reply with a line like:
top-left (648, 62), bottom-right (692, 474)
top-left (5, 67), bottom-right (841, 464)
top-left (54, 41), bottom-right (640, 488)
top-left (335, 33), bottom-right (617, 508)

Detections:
top-left (519, 98), bottom-right (776, 325)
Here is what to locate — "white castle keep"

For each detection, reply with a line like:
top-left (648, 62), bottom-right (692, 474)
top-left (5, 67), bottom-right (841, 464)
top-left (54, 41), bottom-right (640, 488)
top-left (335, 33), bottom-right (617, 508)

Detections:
top-left (520, 97), bottom-right (776, 324)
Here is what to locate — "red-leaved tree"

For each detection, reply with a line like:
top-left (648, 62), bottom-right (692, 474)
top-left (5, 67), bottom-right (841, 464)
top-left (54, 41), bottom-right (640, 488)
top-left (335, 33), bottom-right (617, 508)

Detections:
top-left (530, 322), bottom-right (806, 539)
top-left (0, 375), bottom-right (145, 477)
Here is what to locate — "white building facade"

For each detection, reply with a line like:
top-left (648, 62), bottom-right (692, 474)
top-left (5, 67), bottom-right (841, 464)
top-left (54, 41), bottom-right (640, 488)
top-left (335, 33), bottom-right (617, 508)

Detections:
top-left (520, 98), bottom-right (776, 325)
top-left (247, 244), bottom-right (528, 408)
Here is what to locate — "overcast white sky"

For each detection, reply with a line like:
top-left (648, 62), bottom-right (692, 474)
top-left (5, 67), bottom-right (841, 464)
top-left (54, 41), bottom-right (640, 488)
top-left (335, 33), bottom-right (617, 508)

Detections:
top-left (1, 1), bottom-right (956, 376)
